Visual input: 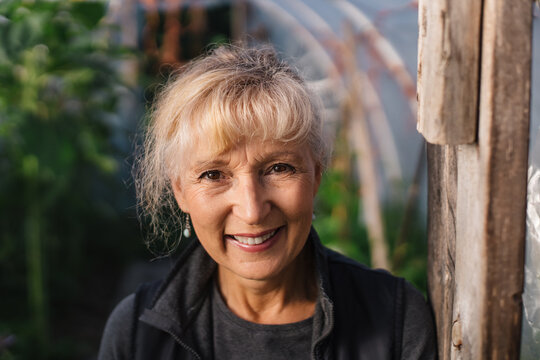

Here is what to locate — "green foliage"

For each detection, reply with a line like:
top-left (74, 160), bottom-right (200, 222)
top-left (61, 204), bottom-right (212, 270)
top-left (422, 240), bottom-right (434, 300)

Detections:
top-left (0, 1), bottom-right (139, 358)
top-left (314, 168), bottom-right (371, 265)
top-left (313, 134), bottom-right (428, 294)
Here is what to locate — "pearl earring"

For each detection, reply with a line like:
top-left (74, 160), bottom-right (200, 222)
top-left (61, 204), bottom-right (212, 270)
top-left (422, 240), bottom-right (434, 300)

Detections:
top-left (183, 213), bottom-right (192, 238)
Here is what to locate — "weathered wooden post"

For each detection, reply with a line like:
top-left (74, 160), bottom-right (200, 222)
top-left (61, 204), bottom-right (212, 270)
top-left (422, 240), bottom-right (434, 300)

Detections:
top-left (417, 0), bottom-right (533, 359)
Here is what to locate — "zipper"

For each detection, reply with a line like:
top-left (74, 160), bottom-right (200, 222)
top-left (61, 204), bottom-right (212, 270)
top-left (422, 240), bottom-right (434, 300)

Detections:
top-left (140, 310), bottom-right (203, 360)
top-left (314, 344), bottom-right (321, 360)
top-left (162, 327), bottom-right (202, 360)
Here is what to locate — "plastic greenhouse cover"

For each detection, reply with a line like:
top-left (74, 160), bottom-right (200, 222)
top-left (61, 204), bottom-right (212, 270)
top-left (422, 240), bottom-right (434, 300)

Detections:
top-left (523, 133), bottom-right (540, 357)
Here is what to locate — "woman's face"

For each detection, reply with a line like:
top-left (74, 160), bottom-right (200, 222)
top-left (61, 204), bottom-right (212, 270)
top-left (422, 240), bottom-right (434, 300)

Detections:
top-left (172, 140), bottom-right (321, 283)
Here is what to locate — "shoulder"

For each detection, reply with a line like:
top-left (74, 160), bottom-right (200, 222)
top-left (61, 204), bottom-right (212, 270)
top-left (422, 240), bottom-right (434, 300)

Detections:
top-left (98, 294), bottom-right (136, 360)
top-left (322, 246), bottom-right (404, 330)
top-left (401, 282), bottom-right (437, 359)
top-left (98, 279), bottom-right (165, 360)
top-left (321, 246), bottom-right (436, 359)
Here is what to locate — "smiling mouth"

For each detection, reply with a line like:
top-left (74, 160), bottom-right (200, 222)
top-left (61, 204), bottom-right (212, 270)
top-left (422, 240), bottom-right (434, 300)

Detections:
top-left (228, 228), bottom-right (280, 245)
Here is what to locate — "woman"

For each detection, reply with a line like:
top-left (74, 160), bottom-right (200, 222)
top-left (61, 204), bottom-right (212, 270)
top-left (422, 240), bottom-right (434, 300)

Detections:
top-left (98, 45), bottom-right (436, 359)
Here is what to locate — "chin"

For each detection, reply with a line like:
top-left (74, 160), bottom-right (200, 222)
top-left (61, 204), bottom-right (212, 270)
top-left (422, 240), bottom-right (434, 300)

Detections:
top-left (224, 260), bottom-right (290, 283)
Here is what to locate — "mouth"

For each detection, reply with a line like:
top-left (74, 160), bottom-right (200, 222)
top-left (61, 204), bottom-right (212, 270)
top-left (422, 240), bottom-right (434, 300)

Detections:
top-left (225, 226), bottom-right (283, 251)
top-left (229, 228), bottom-right (278, 245)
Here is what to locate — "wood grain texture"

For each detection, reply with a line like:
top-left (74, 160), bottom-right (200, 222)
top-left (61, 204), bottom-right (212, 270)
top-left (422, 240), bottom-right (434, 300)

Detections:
top-left (452, 143), bottom-right (487, 360)
top-left (423, 0), bottom-right (532, 358)
top-left (476, 0), bottom-right (531, 357)
top-left (427, 144), bottom-right (457, 360)
top-left (417, 0), bottom-right (482, 145)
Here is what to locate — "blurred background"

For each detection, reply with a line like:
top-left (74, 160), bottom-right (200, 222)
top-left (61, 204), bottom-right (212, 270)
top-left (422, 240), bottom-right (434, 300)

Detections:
top-left (0, 0), bottom-right (538, 359)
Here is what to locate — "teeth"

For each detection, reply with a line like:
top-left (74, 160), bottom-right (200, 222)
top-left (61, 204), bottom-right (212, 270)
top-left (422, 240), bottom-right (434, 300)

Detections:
top-left (233, 229), bottom-right (277, 245)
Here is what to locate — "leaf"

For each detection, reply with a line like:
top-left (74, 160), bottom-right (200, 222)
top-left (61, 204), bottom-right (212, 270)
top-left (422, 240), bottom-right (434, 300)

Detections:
top-left (70, 2), bottom-right (105, 29)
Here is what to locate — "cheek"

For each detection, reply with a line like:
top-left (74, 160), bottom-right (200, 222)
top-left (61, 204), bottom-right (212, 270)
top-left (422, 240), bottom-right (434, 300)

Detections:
top-left (189, 197), bottom-right (225, 226)
top-left (188, 201), bottom-right (229, 254)
top-left (276, 181), bottom-right (315, 219)
top-left (184, 183), bottom-right (223, 211)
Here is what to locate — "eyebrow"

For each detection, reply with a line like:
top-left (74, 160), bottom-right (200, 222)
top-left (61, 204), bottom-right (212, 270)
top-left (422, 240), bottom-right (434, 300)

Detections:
top-left (192, 159), bottom-right (230, 172)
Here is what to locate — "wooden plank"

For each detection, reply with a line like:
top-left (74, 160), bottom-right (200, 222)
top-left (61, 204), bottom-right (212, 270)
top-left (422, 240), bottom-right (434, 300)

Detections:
top-left (417, 0), bottom-right (482, 145)
top-left (452, 0), bottom-right (532, 358)
top-left (451, 143), bottom-right (487, 360)
top-left (424, 0), bottom-right (532, 359)
top-left (427, 144), bottom-right (457, 360)
top-left (423, 0), bottom-right (532, 358)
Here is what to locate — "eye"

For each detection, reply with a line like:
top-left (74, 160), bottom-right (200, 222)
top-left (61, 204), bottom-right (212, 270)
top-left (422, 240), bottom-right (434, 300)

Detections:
top-left (268, 163), bottom-right (295, 174)
top-left (199, 170), bottom-right (223, 181)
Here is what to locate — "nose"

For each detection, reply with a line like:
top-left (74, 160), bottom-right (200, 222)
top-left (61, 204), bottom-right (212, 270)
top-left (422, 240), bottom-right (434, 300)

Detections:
top-left (231, 174), bottom-right (271, 225)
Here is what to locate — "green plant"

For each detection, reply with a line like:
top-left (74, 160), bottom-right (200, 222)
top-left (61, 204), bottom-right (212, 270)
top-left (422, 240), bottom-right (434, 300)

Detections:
top-left (0, 1), bottom-right (135, 358)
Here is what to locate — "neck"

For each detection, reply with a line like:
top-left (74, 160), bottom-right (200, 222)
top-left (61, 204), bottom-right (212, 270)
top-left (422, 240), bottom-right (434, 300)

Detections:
top-left (216, 244), bottom-right (317, 324)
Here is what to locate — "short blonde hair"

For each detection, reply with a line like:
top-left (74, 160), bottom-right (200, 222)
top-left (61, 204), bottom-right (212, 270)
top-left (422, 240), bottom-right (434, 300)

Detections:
top-left (136, 45), bottom-right (328, 248)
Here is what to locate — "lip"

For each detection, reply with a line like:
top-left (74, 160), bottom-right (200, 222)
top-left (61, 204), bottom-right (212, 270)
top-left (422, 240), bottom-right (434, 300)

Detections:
top-left (226, 226), bottom-right (283, 253)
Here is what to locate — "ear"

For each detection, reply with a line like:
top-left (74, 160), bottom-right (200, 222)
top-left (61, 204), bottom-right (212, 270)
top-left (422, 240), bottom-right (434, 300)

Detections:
top-left (171, 178), bottom-right (189, 213)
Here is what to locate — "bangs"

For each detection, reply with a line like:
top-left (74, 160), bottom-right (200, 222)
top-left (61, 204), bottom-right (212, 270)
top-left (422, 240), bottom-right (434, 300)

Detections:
top-left (169, 69), bottom-right (316, 165)
top-left (190, 76), bottom-right (315, 155)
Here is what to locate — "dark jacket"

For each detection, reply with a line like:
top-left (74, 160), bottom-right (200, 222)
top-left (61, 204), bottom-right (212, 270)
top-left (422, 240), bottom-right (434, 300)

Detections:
top-left (98, 228), bottom-right (436, 359)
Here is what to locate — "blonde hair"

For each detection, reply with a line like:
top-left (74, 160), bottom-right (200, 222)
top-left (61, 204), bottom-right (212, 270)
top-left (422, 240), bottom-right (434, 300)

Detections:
top-left (136, 45), bottom-right (328, 249)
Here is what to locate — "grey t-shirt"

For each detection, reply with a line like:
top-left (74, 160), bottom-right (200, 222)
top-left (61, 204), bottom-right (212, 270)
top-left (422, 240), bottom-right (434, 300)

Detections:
top-left (211, 281), bottom-right (312, 360)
